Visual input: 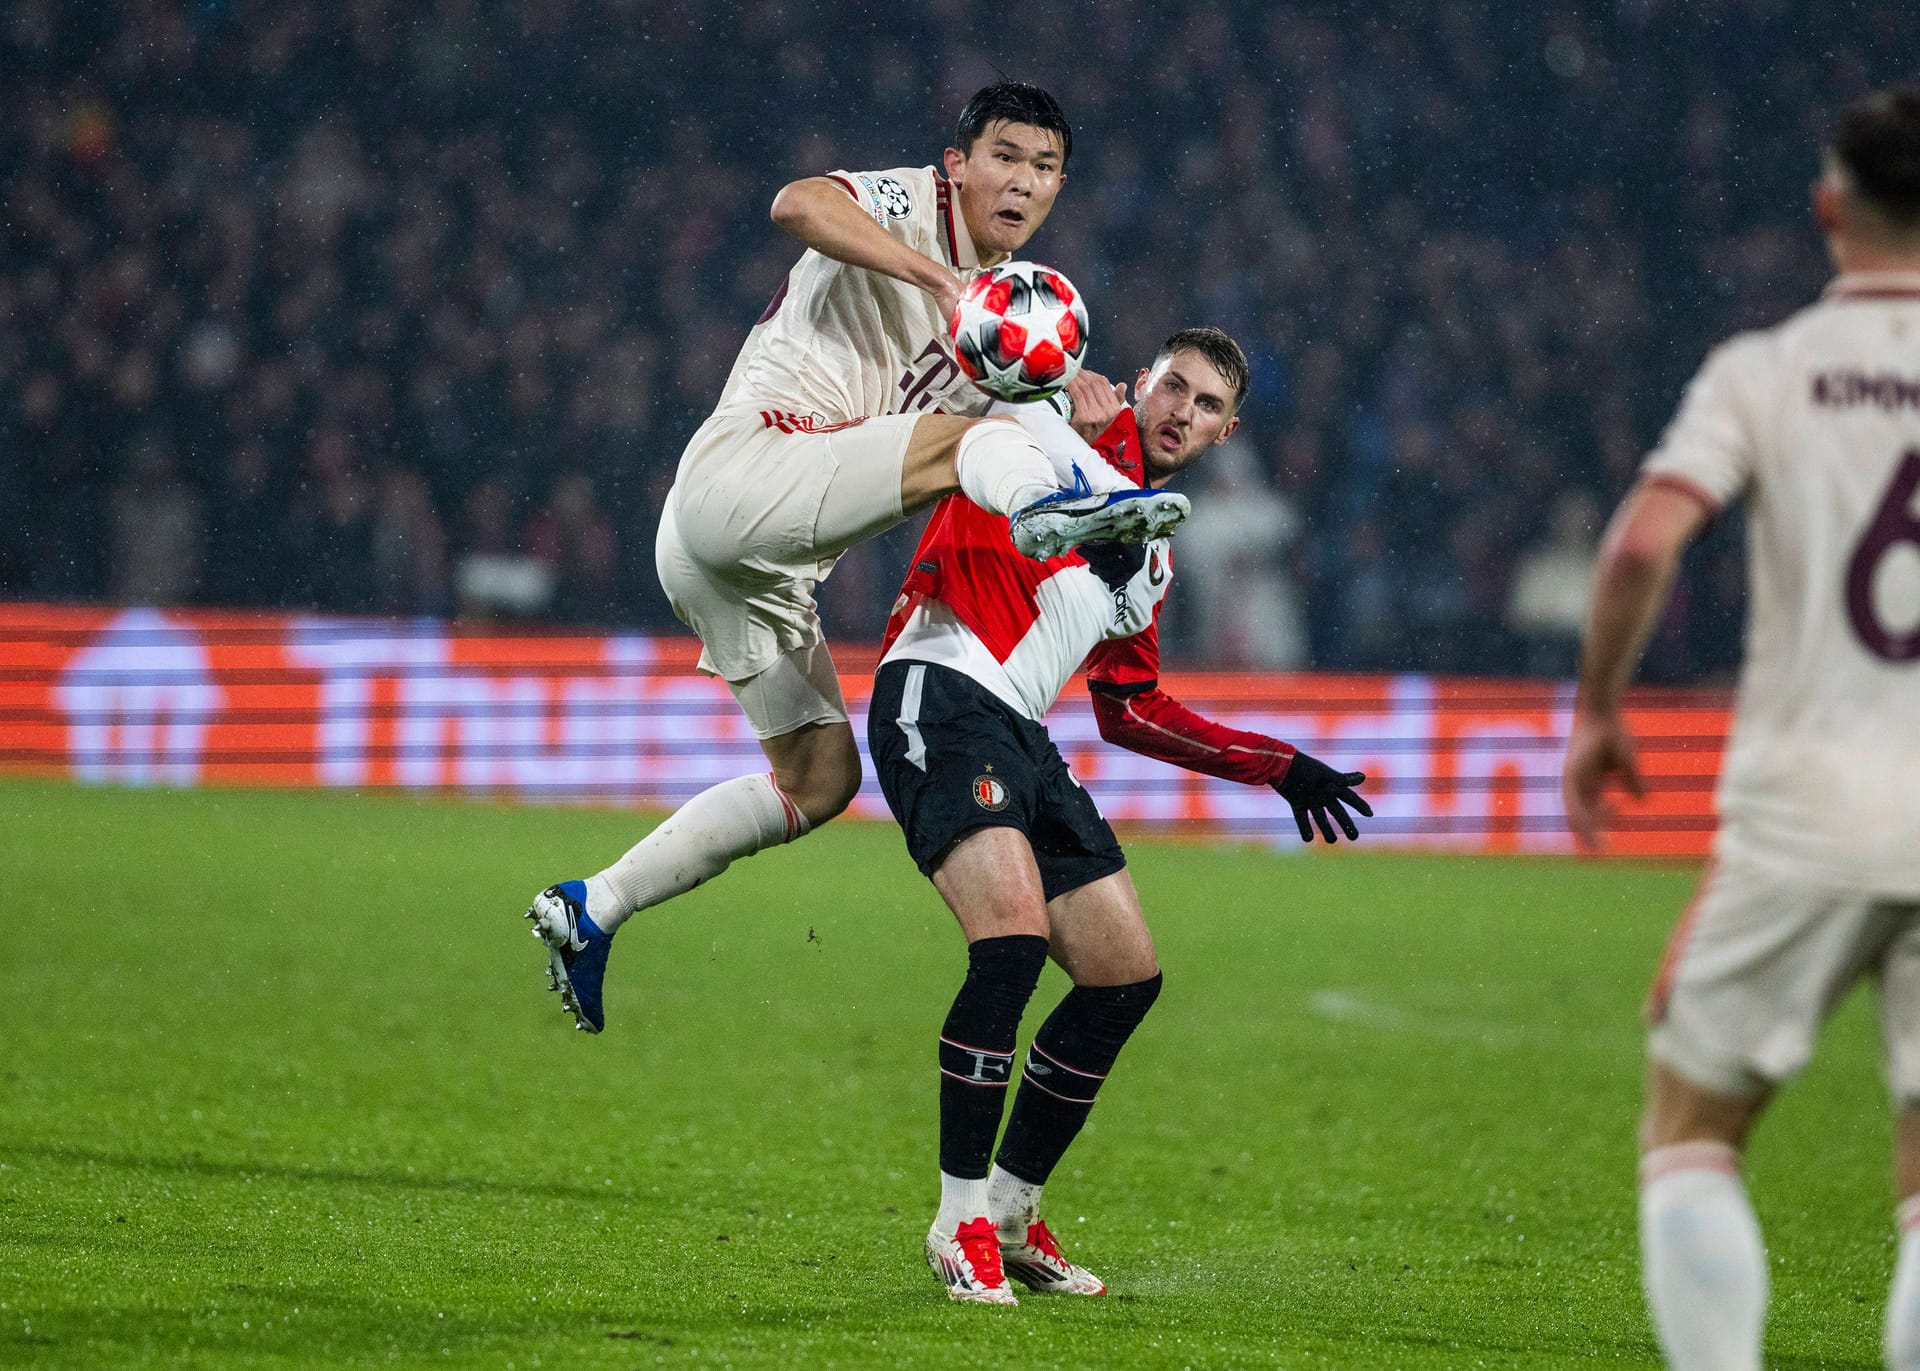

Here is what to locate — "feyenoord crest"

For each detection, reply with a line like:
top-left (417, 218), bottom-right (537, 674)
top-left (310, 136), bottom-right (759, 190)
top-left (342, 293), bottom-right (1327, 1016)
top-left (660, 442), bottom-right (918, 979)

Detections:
top-left (972, 774), bottom-right (1008, 812)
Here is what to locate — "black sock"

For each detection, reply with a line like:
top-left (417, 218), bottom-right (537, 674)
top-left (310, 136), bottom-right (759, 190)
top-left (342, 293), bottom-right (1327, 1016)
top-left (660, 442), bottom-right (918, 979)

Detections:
top-left (994, 973), bottom-right (1163, 1185)
top-left (937, 934), bottom-right (1049, 1179)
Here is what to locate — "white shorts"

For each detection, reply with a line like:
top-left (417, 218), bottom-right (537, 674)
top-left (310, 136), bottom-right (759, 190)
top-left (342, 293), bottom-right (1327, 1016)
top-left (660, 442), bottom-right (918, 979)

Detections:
top-left (1648, 854), bottom-right (1920, 1100)
top-left (656, 409), bottom-right (917, 683)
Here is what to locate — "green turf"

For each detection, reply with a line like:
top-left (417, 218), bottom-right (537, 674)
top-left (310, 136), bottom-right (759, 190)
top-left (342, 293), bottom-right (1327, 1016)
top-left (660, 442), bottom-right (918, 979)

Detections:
top-left (0, 779), bottom-right (1894, 1368)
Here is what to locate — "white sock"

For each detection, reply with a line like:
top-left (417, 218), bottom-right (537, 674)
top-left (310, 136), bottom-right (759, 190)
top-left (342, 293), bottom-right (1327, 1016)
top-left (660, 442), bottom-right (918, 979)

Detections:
top-left (1886, 1196), bottom-right (1920, 1369)
top-left (589, 772), bottom-right (809, 933)
top-left (936, 1171), bottom-right (990, 1234)
top-left (1639, 1142), bottom-right (1767, 1371)
top-left (988, 398), bottom-right (1133, 493)
top-left (987, 1163), bottom-right (1043, 1238)
top-left (954, 421), bottom-right (1059, 516)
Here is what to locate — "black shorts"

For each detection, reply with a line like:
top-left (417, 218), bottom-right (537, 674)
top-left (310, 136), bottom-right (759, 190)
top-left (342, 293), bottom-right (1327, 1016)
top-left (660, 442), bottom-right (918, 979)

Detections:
top-left (867, 660), bottom-right (1126, 902)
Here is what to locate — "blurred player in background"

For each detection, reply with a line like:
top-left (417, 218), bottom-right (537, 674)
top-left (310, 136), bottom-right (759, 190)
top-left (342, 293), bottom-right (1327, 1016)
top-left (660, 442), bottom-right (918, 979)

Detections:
top-left (1562, 86), bottom-right (1920, 1371)
top-left (869, 328), bottom-right (1372, 1302)
top-left (524, 82), bottom-right (1188, 1034)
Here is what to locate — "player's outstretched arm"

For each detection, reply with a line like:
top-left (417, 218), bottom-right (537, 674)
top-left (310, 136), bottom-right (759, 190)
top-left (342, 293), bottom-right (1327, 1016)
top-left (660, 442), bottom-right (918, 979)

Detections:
top-left (1561, 479), bottom-right (1711, 850)
top-left (1086, 631), bottom-right (1372, 842)
top-left (769, 176), bottom-right (962, 318)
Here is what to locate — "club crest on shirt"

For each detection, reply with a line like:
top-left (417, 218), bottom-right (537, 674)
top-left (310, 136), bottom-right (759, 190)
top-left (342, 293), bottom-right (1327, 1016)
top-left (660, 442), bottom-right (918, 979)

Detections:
top-left (972, 774), bottom-right (1009, 811)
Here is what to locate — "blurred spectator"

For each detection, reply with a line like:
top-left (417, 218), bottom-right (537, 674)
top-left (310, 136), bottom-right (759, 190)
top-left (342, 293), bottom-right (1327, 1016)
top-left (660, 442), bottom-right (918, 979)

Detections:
top-left (108, 434), bottom-right (202, 606)
top-left (453, 476), bottom-right (550, 620)
top-left (526, 472), bottom-right (617, 625)
top-left (1165, 438), bottom-right (1307, 670)
top-left (1505, 489), bottom-right (1603, 678)
top-left (369, 466), bottom-right (451, 618)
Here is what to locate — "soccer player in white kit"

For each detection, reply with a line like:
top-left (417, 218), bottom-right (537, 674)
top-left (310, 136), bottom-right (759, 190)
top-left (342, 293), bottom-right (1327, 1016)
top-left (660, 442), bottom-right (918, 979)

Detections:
top-left (1562, 87), bottom-right (1920, 1371)
top-left (522, 83), bottom-right (1188, 1036)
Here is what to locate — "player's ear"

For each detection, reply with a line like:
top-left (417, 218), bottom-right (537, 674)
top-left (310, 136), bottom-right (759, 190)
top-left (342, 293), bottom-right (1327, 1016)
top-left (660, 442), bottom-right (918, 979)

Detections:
top-left (1215, 415), bottom-right (1240, 446)
top-left (1135, 367), bottom-right (1151, 395)
top-left (1812, 178), bottom-right (1843, 236)
top-left (943, 145), bottom-right (967, 181)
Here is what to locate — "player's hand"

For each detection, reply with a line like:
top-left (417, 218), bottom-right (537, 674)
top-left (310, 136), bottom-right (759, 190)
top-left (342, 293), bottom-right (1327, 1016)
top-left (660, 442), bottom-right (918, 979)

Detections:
top-left (1272, 751), bottom-right (1372, 843)
top-left (1064, 369), bottom-right (1127, 441)
top-left (1561, 709), bottom-right (1645, 852)
top-left (932, 270), bottom-right (966, 330)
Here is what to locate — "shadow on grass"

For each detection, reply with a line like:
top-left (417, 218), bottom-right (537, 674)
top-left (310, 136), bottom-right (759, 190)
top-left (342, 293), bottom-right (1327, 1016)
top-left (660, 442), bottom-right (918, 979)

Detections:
top-left (1, 1139), bottom-right (633, 1205)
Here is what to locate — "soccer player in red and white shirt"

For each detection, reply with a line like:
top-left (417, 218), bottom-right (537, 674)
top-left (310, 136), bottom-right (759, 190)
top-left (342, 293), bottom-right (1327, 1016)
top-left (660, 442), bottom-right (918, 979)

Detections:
top-left (524, 83), bottom-right (1184, 1036)
top-left (1563, 88), bottom-right (1920, 1371)
top-left (867, 328), bottom-right (1372, 1302)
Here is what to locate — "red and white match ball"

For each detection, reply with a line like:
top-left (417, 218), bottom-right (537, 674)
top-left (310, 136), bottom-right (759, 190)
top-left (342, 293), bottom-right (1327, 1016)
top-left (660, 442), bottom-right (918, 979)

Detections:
top-left (949, 260), bottom-right (1089, 404)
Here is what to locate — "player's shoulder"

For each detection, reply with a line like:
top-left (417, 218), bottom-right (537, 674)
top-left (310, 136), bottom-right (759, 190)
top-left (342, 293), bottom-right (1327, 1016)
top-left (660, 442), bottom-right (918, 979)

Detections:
top-left (831, 165), bottom-right (938, 225)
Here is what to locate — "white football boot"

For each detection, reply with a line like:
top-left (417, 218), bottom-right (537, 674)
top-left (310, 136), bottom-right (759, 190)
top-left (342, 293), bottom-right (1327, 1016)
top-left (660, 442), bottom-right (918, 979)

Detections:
top-left (925, 1217), bottom-right (1019, 1305)
top-left (998, 1218), bottom-right (1108, 1295)
top-left (1008, 467), bottom-right (1190, 561)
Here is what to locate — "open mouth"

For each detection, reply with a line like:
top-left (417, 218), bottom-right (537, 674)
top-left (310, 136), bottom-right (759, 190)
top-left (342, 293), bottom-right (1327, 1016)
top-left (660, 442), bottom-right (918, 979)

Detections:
top-left (1156, 424), bottom-right (1183, 449)
top-left (995, 209), bottom-right (1026, 229)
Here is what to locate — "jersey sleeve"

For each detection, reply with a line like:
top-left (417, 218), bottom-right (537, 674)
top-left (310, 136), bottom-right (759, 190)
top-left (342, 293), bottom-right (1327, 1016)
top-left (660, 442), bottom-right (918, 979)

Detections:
top-left (1639, 333), bottom-right (1770, 511)
top-left (1085, 617), bottom-right (1297, 786)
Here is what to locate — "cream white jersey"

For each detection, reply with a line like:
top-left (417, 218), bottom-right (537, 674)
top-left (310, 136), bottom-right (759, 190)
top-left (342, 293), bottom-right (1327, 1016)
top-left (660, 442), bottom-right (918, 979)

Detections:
top-left (713, 166), bottom-right (993, 424)
top-left (1640, 271), bottom-right (1920, 892)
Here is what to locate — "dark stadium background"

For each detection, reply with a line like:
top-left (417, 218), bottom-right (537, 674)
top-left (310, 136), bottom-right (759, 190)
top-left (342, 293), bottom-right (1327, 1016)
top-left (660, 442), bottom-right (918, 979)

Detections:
top-left (4, 2), bottom-right (1915, 680)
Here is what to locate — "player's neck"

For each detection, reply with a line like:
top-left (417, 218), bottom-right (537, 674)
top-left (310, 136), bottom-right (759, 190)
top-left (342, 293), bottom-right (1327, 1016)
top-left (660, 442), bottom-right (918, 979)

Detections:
top-left (1828, 235), bottom-right (1920, 278)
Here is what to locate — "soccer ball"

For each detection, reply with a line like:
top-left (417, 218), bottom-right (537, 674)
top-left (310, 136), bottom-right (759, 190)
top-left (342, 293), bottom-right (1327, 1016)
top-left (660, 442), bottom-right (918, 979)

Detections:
top-left (949, 261), bottom-right (1089, 403)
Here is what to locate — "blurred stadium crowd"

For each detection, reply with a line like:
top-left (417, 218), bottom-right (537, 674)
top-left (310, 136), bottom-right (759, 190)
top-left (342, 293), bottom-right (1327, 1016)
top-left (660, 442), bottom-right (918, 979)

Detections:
top-left (3, 1), bottom-right (1914, 680)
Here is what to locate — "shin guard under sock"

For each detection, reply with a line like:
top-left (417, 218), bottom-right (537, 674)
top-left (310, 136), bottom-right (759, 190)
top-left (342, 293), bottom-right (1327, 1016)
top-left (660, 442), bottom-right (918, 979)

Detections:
top-left (995, 973), bottom-right (1163, 1186)
top-left (937, 934), bottom-right (1049, 1181)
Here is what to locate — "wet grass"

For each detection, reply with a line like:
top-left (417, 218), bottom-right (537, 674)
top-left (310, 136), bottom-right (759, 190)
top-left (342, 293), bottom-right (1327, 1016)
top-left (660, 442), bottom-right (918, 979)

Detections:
top-left (0, 780), bottom-right (1891, 1367)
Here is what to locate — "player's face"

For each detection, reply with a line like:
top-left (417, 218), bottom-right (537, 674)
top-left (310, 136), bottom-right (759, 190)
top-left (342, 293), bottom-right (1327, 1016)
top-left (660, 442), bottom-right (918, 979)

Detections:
top-left (1132, 350), bottom-right (1241, 484)
top-left (942, 121), bottom-right (1066, 264)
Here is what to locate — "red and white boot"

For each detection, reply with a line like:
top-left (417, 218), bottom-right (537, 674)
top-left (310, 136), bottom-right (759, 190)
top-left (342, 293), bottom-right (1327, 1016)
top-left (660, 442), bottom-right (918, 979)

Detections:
top-left (998, 1218), bottom-right (1108, 1295)
top-left (925, 1217), bottom-right (1019, 1305)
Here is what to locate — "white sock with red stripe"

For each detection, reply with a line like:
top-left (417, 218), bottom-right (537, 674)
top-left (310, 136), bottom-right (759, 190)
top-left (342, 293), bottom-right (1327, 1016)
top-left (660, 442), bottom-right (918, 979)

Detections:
top-left (1886, 1196), bottom-right (1920, 1369)
top-left (1639, 1141), bottom-right (1766, 1371)
top-left (588, 772), bottom-right (809, 932)
top-left (954, 421), bottom-right (1059, 517)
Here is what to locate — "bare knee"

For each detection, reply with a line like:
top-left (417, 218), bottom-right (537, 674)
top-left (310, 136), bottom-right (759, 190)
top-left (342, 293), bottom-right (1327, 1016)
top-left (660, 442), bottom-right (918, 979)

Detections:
top-left (1640, 1058), bottom-right (1769, 1154)
top-left (766, 724), bottom-right (861, 826)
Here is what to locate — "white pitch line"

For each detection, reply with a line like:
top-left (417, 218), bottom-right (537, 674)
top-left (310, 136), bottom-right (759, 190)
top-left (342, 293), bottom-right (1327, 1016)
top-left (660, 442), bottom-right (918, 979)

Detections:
top-left (1305, 983), bottom-right (1574, 1044)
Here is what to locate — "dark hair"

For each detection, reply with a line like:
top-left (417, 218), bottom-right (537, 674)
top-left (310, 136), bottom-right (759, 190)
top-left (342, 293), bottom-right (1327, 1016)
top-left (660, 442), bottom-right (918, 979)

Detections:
top-left (1831, 85), bottom-right (1920, 228)
top-left (1156, 327), bottom-right (1251, 410)
top-left (954, 82), bottom-right (1072, 165)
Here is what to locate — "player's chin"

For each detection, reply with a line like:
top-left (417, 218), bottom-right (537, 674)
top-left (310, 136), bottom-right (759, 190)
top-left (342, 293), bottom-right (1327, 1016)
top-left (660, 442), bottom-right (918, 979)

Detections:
top-left (990, 216), bottom-right (1035, 252)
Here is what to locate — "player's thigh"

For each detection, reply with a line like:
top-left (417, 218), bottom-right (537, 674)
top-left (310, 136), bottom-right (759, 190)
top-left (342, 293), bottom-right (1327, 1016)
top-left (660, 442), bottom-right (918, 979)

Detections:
top-left (656, 498), bottom-right (826, 688)
top-left (1046, 867), bottom-right (1158, 988)
top-left (1648, 856), bottom-right (1891, 1099)
top-left (811, 413), bottom-right (922, 557)
top-left (899, 413), bottom-right (1006, 513)
top-left (930, 826), bottom-right (1050, 943)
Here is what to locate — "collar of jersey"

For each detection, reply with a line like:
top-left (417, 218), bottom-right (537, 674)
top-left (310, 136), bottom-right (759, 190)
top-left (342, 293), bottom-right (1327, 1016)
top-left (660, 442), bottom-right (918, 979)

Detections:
top-left (1826, 271), bottom-right (1920, 300)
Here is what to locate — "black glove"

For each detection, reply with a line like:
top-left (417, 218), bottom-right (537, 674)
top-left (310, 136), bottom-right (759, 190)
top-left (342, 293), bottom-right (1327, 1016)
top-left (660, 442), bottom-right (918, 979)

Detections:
top-left (1272, 750), bottom-right (1373, 843)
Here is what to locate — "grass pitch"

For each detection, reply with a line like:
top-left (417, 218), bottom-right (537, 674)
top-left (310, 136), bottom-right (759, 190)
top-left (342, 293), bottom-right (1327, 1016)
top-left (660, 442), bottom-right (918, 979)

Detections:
top-left (0, 780), bottom-right (1894, 1368)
